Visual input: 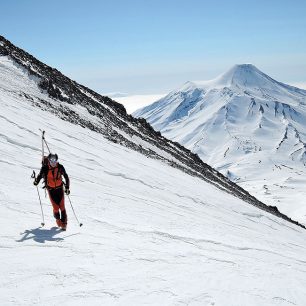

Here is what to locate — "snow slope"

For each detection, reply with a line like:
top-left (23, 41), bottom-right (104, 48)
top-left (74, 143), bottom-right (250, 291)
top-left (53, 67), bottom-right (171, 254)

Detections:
top-left (2, 91), bottom-right (306, 306)
top-left (134, 64), bottom-right (306, 224)
top-left (1, 39), bottom-right (306, 305)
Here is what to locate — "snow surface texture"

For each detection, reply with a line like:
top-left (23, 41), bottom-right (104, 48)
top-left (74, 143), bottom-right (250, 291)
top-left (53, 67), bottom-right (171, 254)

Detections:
top-left (1, 56), bottom-right (306, 306)
top-left (134, 64), bottom-right (306, 224)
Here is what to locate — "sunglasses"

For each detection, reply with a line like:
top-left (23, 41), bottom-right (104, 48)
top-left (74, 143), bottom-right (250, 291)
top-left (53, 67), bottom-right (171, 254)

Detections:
top-left (49, 157), bottom-right (57, 166)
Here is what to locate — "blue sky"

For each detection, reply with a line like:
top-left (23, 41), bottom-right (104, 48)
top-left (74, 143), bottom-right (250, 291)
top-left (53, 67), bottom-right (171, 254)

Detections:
top-left (1, 0), bottom-right (306, 94)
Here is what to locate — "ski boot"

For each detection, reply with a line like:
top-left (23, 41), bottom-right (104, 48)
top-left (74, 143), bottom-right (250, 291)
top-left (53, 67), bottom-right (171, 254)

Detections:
top-left (56, 219), bottom-right (62, 227)
top-left (61, 222), bottom-right (67, 231)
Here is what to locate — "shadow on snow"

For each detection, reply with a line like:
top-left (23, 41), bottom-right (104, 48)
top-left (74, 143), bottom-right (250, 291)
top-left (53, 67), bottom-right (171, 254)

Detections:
top-left (16, 227), bottom-right (64, 243)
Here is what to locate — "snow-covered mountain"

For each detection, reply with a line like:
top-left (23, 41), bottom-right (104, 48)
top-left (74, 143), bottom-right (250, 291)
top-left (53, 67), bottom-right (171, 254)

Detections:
top-left (1, 37), bottom-right (306, 305)
top-left (134, 64), bottom-right (306, 224)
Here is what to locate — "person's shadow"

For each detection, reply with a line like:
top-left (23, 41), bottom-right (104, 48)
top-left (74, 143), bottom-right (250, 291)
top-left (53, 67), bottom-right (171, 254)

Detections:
top-left (16, 227), bottom-right (64, 243)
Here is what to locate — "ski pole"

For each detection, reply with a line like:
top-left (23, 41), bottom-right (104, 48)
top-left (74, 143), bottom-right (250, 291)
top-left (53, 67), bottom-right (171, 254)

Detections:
top-left (67, 195), bottom-right (83, 227)
top-left (31, 171), bottom-right (45, 227)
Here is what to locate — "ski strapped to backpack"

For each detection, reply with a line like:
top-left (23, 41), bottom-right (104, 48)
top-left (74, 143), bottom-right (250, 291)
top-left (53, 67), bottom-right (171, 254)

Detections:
top-left (40, 129), bottom-right (51, 166)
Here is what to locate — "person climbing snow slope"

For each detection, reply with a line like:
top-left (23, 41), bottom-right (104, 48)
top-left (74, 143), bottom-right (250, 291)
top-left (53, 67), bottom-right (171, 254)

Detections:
top-left (34, 153), bottom-right (70, 230)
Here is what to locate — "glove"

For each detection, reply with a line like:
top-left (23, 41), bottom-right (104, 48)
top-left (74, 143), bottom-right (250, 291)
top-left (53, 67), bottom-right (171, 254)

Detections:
top-left (33, 179), bottom-right (38, 186)
top-left (65, 187), bottom-right (70, 195)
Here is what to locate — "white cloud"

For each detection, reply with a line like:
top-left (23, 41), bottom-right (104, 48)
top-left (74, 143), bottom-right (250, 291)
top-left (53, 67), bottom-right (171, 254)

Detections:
top-left (114, 94), bottom-right (166, 114)
top-left (288, 82), bottom-right (306, 90)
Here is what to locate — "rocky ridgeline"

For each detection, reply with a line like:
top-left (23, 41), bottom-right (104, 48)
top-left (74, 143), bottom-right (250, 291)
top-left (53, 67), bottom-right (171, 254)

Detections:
top-left (0, 35), bottom-right (304, 229)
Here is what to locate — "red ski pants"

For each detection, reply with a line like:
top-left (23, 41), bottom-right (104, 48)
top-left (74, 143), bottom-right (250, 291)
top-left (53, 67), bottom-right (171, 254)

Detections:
top-left (48, 187), bottom-right (67, 223)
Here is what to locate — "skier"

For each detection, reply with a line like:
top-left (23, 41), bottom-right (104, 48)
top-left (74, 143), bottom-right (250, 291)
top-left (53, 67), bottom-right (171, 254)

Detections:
top-left (34, 153), bottom-right (70, 230)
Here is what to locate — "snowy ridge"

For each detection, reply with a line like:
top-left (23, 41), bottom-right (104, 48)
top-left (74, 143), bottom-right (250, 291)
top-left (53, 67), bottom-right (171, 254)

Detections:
top-left (1, 41), bottom-right (306, 305)
top-left (180, 64), bottom-right (306, 97)
top-left (134, 65), bottom-right (306, 224)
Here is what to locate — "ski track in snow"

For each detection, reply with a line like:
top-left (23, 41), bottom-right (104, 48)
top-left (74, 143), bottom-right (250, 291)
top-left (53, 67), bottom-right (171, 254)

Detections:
top-left (1, 58), bottom-right (306, 305)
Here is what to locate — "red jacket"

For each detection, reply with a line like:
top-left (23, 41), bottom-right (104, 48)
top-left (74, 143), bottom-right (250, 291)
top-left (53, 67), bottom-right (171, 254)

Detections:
top-left (36, 162), bottom-right (70, 190)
